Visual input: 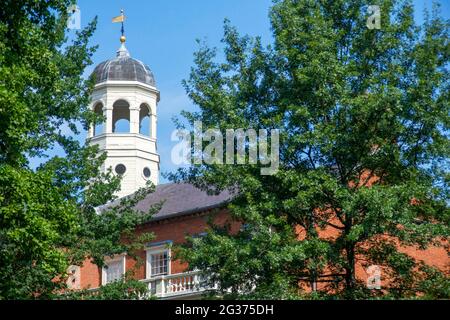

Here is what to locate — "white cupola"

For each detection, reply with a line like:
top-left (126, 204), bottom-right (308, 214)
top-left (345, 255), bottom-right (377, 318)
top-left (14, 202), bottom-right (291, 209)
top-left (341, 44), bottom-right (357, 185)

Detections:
top-left (88, 35), bottom-right (160, 198)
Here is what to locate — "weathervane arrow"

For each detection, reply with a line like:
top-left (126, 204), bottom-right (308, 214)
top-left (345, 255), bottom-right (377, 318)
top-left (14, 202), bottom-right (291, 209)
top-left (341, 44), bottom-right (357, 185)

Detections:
top-left (112, 9), bottom-right (126, 41)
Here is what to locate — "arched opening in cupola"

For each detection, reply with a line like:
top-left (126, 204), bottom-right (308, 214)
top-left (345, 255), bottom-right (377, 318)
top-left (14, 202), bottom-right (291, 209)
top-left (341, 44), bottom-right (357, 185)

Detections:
top-left (139, 103), bottom-right (151, 137)
top-left (93, 102), bottom-right (104, 136)
top-left (112, 99), bottom-right (130, 133)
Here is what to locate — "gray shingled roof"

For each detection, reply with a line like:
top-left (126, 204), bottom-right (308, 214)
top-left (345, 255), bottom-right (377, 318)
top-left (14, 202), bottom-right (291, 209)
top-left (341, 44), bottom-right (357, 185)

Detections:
top-left (98, 183), bottom-right (233, 222)
top-left (92, 44), bottom-right (156, 87)
top-left (137, 183), bottom-right (232, 221)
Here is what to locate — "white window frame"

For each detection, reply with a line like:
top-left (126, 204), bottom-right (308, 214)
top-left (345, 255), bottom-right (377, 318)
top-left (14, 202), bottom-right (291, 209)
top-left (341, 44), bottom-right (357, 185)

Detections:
top-left (146, 245), bottom-right (171, 279)
top-left (101, 254), bottom-right (126, 286)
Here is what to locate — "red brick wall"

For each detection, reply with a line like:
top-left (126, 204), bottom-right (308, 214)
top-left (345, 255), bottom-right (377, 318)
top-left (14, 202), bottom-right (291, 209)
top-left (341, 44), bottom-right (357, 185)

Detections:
top-left (296, 220), bottom-right (449, 291)
top-left (79, 207), bottom-right (448, 291)
top-left (79, 209), bottom-right (234, 289)
top-left (80, 258), bottom-right (101, 289)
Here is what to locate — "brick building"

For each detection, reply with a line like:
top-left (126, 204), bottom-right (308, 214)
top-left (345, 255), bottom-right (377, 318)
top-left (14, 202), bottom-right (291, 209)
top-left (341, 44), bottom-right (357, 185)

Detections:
top-left (70, 37), bottom-right (238, 299)
top-left (76, 183), bottom-right (233, 299)
top-left (71, 37), bottom-right (448, 299)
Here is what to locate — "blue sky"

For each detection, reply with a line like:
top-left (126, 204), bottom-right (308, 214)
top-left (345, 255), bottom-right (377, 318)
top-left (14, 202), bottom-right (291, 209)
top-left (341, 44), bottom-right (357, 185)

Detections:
top-left (34, 0), bottom-right (449, 183)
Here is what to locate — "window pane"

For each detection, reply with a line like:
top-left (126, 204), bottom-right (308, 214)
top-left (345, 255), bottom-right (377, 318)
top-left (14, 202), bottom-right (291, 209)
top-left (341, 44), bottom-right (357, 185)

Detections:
top-left (151, 251), bottom-right (168, 276)
top-left (105, 260), bottom-right (123, 284)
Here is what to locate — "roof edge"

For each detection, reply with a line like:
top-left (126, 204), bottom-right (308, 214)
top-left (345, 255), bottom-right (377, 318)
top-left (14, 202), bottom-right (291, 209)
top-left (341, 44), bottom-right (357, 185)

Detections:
top-left (140, 200), bottom-right (231, 225)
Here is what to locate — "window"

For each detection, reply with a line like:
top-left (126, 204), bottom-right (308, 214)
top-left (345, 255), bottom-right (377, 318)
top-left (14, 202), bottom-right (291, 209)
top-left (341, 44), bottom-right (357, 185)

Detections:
top-left (102, 255), bottom-right (125, 285)
top-left (115, 164), bottom-right (126, 175)
top-left (105, 260), bottom-right (123, 283)
top-left (146, 244), bottom-right (171, 278)
top-left (143, 167), bottom-right (151, 178)
top-left (150, 251), bottom-right (168, 276)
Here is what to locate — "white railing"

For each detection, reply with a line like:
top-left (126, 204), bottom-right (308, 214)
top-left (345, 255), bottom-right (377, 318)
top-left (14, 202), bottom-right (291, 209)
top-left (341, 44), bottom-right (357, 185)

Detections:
top-left (142, 271), bottom-right (208, 299)
top-left (81, 271), bottom-right (211, 300)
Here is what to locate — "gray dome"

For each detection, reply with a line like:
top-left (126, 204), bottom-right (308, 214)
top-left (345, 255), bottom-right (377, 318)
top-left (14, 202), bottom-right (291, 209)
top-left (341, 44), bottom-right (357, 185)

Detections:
top-left (92, 44), bottom-right (156, 86)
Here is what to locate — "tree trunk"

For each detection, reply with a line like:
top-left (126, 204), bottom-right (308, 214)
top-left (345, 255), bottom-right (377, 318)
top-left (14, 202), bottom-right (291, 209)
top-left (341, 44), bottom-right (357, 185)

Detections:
top-left (307, 213), bottom-right (318, 292)
top-left (345, 243), bottom-right (356, 291)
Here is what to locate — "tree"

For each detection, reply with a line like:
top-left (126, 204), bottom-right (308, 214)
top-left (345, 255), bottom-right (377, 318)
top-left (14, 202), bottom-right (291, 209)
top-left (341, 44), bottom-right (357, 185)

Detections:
top-left (172, 0), bottom-right (449, 299)
top-left (0, 1), bottom-right (156, 299)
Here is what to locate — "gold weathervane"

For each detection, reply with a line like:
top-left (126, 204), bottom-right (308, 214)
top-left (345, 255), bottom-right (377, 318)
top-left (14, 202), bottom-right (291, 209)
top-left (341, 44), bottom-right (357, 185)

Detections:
top-left (112, 9), bottom-right (126, 43)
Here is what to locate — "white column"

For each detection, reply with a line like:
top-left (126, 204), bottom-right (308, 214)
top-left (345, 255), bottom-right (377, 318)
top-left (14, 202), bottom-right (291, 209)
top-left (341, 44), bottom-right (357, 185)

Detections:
top-left (88, 124), bottom-right (94, 138)
top-left (88, 103), bottom-right (95, 138)
top-left (105, 106), bottom-right (113, 134)
top-left (130, 105), bottom-right (140, 134)
top-left (150, 114), bottom-right (157, 139)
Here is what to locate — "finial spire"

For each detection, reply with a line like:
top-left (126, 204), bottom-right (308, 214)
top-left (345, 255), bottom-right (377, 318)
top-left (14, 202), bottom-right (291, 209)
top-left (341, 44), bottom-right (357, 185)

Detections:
top-left (112, 9), bottom-right (129, 58)
top-left (112, 9), bottom-right (126, 44)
